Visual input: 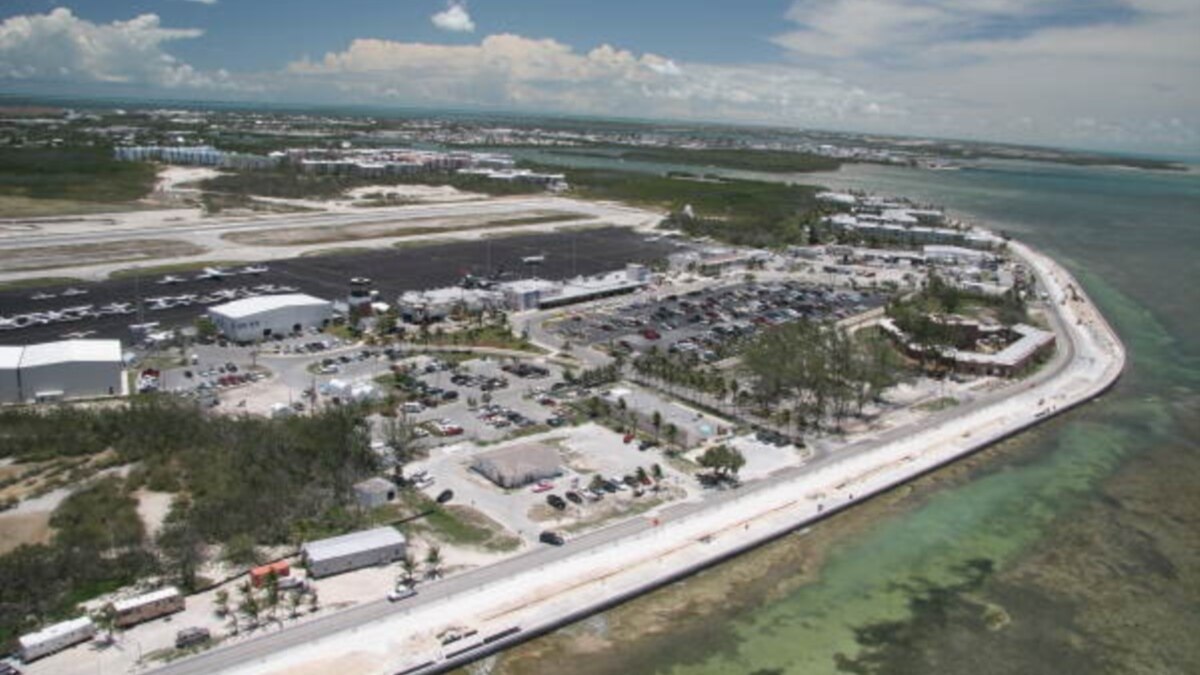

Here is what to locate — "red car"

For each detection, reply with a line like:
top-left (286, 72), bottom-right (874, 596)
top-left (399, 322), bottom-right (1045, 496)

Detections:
top-left (623, 432), bottom-right (636, 444)
top-left (531, 481), bottom-right (554, 493)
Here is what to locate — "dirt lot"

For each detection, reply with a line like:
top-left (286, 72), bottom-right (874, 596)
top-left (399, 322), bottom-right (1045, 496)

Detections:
top-left (0, 510), bottom-right (53, 554)
top-left (0, 239), bottom-right (206, 273)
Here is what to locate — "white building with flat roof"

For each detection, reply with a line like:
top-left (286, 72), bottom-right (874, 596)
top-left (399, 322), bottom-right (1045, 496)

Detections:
top-left (8, 339), bottom-right (124, 403)
top-left (0, 345), bottom-right (22, 403)
top-left (209, 293), bottom-right (332, 342)
top-left (302, 526), bottom-right (406, 578)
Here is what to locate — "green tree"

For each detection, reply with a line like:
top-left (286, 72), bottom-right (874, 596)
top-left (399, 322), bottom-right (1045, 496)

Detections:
top-left (424, 544), bottom-right (443, 580)
top-left (214, 589), bottom-right (230, 618)
top-left (194, 315), bottom-right (219, 341)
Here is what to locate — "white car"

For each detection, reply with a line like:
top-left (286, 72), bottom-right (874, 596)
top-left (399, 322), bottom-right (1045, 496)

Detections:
top-left (387, 585), bottom-right (417, 602)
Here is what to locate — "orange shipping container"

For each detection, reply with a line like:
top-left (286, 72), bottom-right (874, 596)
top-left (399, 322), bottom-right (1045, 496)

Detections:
top-left (250, 560), bottom-right (291, 587)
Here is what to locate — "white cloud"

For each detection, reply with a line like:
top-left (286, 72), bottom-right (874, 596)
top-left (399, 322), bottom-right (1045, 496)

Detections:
top-left (285, 33), bottom-right (900, 127)
top-left (0, 8), bottom-right (231, 88)
top-left (770, 0), bottom-right (1200, 150)
top-left (431, 2), bottom-right (475, 33)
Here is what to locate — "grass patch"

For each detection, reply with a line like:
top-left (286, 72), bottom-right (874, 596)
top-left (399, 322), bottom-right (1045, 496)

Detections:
top-left (1, 240), bottom-right (206, 274)
top-left (398, 491), bottom-right (520, 552)
top-left (0, 276), bottom-right (85, 291)
top-left (221, 211), bottom-right (587, 247)
top-left (200, 167), bottom-right (544, 201)
top-left (299, 246), bottom-right (377, 258)
top-left (108, 259), bottom-right (245, 279)
top-left (415, 324), bottom-right (544, 353)
top-left (916, 396), bottom-right (959, 412)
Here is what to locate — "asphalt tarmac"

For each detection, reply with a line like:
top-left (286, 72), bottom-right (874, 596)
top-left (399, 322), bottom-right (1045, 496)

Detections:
top-left (0, 228), bottom-right (682, 346)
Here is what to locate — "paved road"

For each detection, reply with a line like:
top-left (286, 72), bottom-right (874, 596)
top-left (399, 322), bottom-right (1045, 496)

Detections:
top-left (149, 242), bottom-right (1102, 675)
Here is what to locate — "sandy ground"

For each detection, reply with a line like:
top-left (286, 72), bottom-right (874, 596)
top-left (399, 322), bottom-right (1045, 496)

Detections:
top-left (0, 511), bottom-right (53, 554)
top-left (344, 185), bottom-right (486, 203)
top-left (135, 489), bottom-right (176, 538)
top-left (155, 167), bottom-right (226, 194)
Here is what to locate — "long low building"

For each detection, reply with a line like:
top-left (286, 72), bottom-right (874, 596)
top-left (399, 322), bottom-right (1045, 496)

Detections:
top-left (880, 317), bottom-right (1056, 377)
top-left (302, 526), bottom-right (406, 578)
top-left (209, 293), bottom-right (333, 342)
top-left (500, 264), bottom-right (650, 311)
top-left (0, 339), bottom-right (124, 404)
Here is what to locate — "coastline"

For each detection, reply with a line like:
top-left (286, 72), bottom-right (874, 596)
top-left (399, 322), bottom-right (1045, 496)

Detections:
top-left (140, 234), bottom-right (1127, 675)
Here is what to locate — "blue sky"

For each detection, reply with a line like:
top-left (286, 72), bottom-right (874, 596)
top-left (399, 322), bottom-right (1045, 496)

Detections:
top-left (1, 1), bottom-right (1197, 154)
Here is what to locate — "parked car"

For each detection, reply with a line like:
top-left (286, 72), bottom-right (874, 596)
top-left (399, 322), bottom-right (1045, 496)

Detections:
top-left (531, 481), bottom-right (554, 493)
top-left (546, 494), bottom-right (567, 510)
top-left (175, 627), bottom-right (211, 649)
top-left (539, 531), bottom-right (565, 546)
top-left (565, 491), bottom-right (583, 505)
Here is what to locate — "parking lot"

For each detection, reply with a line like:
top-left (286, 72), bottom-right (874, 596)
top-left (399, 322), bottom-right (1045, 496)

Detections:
top-left (406, 423), bottom-right (694, 543)
top-left (550, 280), bottom-right (886, 361)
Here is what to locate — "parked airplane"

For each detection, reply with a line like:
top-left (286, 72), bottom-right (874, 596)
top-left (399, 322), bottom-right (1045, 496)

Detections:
top-left (29, 292), bottom-right (56, 301)
top-left (157, 275), bottom-right (186, 285)
top-left (240, 265), bottom-right (269, 275)
top-left (61, 287), bottom-right (89, 297)
top-left (521, 254), bottom-right (546, 265)
top-left (196, 267), bottom-right (232, 280)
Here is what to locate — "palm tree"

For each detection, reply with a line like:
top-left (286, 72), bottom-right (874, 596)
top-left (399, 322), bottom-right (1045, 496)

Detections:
top-left (214, 589), bottom-right (230, 618)
top-left (264, 572), bottom-right (281, 623)
top-left (651, 410), bottom-right (663, 441)
top-left (399, 552), bottom-right (419, 587)
top-left (287, 591), bottom-right (303, 619)
top-left (424, 544), bottom-right (443, 580)
top-left (665, 423), bottom-right (679, 450)
top-left (93, 605), bottom-right (118, 645)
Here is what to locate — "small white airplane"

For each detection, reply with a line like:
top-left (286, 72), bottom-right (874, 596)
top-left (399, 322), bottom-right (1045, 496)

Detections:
top-left (0, 317), bottom-right (17, 330)
top-left (29, 292), bottom-right (56, 301)
top-left (240, 265), bottom-right (269, 275)
top-left (157, 275), bottom-right (186, 285)
top-left (146, 297), bottom-right (175, 310)
top-left (61, 287), bottom-right (88, 297)
top-left (100, 302), bottom-right (134, 315)
top-left (521, 254), bottom-right (546, 265)
top-left (196, 267), bottom-right (232, 280)
top-left (61, 330), bottom-right (97, 339)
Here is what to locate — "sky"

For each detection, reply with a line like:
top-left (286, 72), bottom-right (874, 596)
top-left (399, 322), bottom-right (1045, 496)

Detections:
top-left (0, 1), bottom-right (1197, 155)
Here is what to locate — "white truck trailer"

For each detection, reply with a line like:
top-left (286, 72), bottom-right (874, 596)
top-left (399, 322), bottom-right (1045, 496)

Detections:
top-left (18, 617), bottom-right (96, 662)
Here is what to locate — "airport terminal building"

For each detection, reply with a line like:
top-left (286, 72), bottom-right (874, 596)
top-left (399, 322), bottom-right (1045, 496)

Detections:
top-left (209, 294), bottom-right (333, 342)
top-left (0, 339), bottom-right (124, 404)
